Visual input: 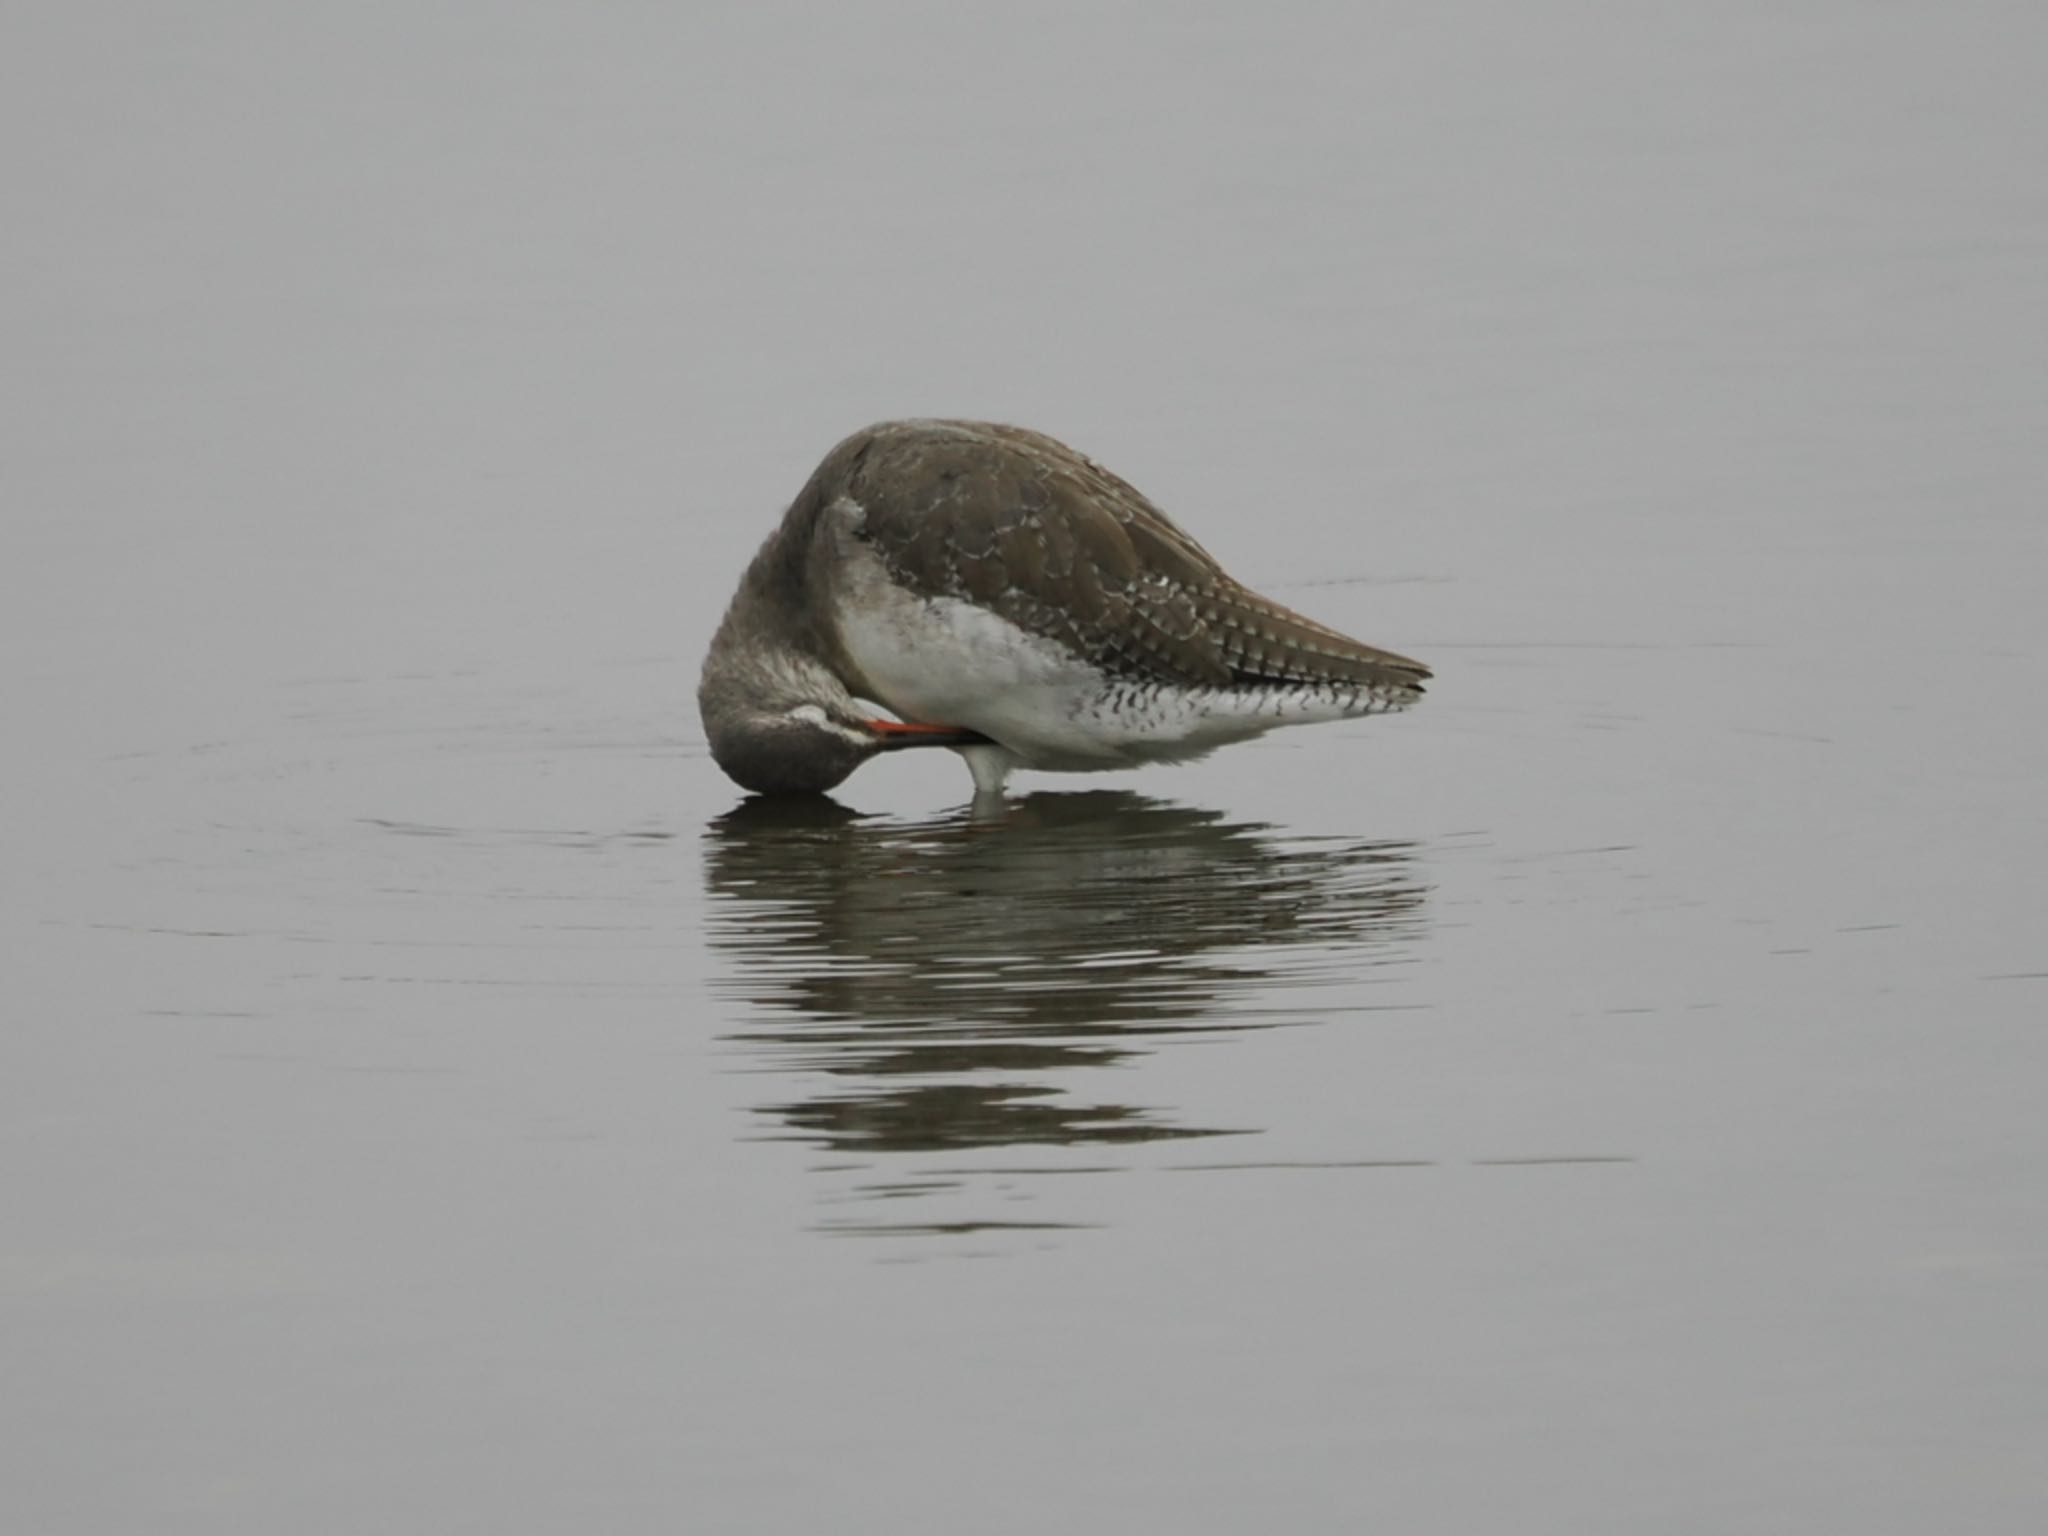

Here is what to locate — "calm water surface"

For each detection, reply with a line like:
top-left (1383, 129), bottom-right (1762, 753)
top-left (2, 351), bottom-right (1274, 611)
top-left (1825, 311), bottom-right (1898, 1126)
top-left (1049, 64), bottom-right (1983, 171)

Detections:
top-left (6, 4), bottom-right (2046, 1532)
top-left (707, 793), bottom-right (1425, 1231)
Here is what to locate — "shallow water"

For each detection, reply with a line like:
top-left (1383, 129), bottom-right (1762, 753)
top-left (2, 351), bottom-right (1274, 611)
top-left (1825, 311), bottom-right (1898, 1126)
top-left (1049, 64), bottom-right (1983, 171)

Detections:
top-left (6, 3), bottom-right (2047, 1532)
top-left (709, 793), bottom-right (1424, 1207)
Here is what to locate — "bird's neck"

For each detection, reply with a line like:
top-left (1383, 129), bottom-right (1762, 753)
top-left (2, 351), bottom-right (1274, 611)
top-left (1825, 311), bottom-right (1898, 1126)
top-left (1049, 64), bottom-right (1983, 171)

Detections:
top-left (698, 521), bottom-right (860, 729)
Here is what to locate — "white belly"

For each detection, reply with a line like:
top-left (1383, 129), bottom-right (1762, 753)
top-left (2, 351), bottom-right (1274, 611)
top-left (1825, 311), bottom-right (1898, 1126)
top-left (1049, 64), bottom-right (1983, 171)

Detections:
top-left (832, 562), bottom-right (1372, 772)
top-left (835, 580), bottom-right (1122, 767)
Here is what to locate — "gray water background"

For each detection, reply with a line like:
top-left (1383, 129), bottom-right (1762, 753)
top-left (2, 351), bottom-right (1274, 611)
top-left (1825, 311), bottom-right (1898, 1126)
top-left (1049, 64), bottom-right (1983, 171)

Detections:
top-left (5, 4), bottom-right (2046, 1531)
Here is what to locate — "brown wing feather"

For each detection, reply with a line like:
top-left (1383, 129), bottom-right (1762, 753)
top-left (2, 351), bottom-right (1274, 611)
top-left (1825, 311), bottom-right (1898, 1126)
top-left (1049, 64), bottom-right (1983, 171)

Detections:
top-left (841, 420), bottom-right (1429, 699)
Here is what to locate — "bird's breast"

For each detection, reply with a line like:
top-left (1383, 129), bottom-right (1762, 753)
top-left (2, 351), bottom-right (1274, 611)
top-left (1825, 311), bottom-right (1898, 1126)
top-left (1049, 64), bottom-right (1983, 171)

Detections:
top-left (831, 554), bottom-right (1117, 757)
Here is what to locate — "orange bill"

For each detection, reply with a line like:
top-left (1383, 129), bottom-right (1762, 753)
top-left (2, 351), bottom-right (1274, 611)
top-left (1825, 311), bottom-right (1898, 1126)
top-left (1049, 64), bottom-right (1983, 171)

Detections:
top-left (862, 718), bottom-right (990, 749)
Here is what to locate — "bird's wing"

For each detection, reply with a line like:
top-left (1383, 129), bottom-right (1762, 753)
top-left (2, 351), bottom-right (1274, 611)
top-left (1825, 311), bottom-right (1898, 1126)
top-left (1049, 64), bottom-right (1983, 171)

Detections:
top-left (844, 420), bottom-right (1430, 697)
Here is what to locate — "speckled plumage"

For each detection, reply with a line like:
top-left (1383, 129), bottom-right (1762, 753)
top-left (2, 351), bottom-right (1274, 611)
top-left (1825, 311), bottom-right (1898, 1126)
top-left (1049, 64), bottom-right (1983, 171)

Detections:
top-left (700, 419), bottom-right (1429, 797)
top-left (813, 420), bottom-right (1428, 699)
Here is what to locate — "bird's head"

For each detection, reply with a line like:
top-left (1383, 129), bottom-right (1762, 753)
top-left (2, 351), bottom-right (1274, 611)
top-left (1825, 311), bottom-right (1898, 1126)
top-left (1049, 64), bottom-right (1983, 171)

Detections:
top-left (699, 649), bottom-right (983, 796)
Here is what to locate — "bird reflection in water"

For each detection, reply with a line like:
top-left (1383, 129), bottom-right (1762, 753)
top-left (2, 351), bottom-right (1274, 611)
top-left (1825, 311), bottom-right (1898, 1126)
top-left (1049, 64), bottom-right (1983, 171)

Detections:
top-left (700, 791), bottom-right (1425, 1233)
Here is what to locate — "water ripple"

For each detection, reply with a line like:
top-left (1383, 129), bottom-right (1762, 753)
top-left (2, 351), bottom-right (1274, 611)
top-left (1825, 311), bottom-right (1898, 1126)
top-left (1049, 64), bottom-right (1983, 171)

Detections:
top-left (701, 790), bottom-right (1427, 1231)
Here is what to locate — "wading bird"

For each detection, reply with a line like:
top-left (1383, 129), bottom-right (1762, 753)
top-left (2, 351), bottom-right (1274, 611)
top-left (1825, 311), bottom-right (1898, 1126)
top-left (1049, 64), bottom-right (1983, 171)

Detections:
top-left (699, 420), bottom-right (1427, 798)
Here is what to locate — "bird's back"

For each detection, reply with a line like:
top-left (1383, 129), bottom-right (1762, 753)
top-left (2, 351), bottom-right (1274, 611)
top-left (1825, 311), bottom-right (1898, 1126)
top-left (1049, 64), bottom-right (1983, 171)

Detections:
top-left (811, 419), bottom-right (1430, 706)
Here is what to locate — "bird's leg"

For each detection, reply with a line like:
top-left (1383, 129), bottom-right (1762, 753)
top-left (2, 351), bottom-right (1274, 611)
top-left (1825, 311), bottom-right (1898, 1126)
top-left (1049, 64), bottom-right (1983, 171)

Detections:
top-left (961, 743), bottom-right (1019, 798)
